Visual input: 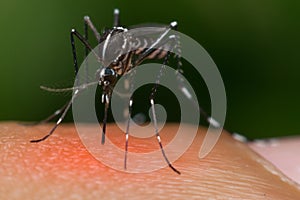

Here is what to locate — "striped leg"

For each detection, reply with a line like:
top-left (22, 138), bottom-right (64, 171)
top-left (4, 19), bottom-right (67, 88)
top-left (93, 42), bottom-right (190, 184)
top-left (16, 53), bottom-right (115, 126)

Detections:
top-left (31, 23), bottom-right (99, 141)
top-left (128, 21), bottom-right (181, 173)
top-left (150, 98), bottom-right (180, 174)
top-left (124, 97), bottom-right (133, 169)
top-left (101, 97), bottom-right (110, 144)
top-left (113, 8), bottom-right (120, 27)
top-left (70, 29), bottom-right (95, 76)
top-left (123, 67), bottom-right (137, 169)
top-left (173, 38), bottom-right (222, 129)
top-left (30, 89), bottom-right (80, 143)
top-left (149, 51), bottom-right (181, 174)
top-left (172, 33), bottom-right (249, 142)
top-left (84, 16), bottom-right (101, 43)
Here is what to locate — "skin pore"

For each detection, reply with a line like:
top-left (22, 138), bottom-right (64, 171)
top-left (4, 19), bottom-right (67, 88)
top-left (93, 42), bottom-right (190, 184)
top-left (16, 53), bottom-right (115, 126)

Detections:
top-left (0, 122), bottom-right (299, 199)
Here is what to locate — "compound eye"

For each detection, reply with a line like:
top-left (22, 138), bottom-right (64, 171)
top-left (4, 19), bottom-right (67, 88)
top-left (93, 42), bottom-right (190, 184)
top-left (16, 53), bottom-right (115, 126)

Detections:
top-left (100, 67), bottom-right (115, 77)
top-left (103, 80), bottom-right (110, 86)
top-left (105, 68), bottom-right (115, 76)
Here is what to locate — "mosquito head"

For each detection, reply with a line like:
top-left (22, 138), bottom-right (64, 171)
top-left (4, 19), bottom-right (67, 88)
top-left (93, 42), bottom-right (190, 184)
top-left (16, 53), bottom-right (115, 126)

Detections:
top-left (97, 67), bottom-right (117, 91)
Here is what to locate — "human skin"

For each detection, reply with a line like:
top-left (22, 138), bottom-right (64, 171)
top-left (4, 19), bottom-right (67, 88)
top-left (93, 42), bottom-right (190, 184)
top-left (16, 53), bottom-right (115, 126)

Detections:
top-left (249, 136), bottom-right (300, 186)
top-left (0, 122), bottom-right (299, 199)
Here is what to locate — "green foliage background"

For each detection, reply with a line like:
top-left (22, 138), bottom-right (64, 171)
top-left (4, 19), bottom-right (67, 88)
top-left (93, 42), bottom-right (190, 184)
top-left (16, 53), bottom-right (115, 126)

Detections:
top-left (0, 0), bottom-right (299, 138)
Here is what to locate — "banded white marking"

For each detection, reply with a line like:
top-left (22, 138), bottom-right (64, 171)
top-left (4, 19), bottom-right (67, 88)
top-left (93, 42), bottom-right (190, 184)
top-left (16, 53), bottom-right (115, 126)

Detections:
top-left (122, 37), bottom-right (127, 49)
top-left (157, 135), bottom-right (161, 142)
top-left (181, 87), bottom-right (192, 99)
top-left (114, 8), bottom-right (119, 15)
top-left (169, 34), bottom-right (176, 39)
top-left (105, 95), bottom-right (109, 104)
top-left (101, 94), bottom-right (105, 103)
top-left (102, 32), bottom-right (112, 59)
top-left (147, 27), bottom-right (171, 51)
top-left (170, 21), bottom-right (178, 28)
top-left (57, 118), bottom-right (62, 125)
top-left (150, 99), bottom-right (154, 105)
top-left (115, 27), bottom-right (128, 31)
top-left (232, 132), bottom-right (248, 142)
top-left (208, 117), bottom-right (221, 128)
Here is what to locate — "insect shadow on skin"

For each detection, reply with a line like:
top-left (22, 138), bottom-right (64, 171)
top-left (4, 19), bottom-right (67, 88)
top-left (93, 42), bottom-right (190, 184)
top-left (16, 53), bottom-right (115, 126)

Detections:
top-left (29, 8), bottom-right (235, 174)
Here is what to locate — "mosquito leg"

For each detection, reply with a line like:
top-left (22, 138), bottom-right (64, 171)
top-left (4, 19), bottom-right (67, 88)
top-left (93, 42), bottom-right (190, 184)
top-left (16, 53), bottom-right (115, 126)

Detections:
top-left (176, 64), bottom-right (221, 128)
top-left (150, 98), bottom-right (180, 174)
top-left (27, 29), bottom-right (92, 127)
top-left (101, 94), bottom-right (110, 144)
top-left (30, 22), bottom-right (100, 141)
top-left (37, 103), bottom-right (69, 125)
top-left (30, 89), bottom-right (80, 143)
top-left (84, 16), bottom-right (101, 43)
top-left (83, 18), bottom-right (89, 58)
top-left (70, 29), bottom-right (100, 76)
top-left (124, 97), bottom-right (133, 170)
top-left (28, 28), bottom-right (94, 127)
top-left (113, 8), bottom-right (120, 27)
top-left (173, 38), bottom-right (223, 129)
top-left (174, 55), bottom-right (251, 142)
top-left (30, 28), bottom-right (94, 135)
top-left (129, 21), bottom-right (180, 173)
top-left (71, 29), bottom-right (90, 75)
top-left (21, 101), bottom-right (68, 126)
top-left (83, 18), bottom-right (90, 85)
top-left (123, 65), bottom-right (138, 164)
top-left (148, 50), bottom-right (180, 174)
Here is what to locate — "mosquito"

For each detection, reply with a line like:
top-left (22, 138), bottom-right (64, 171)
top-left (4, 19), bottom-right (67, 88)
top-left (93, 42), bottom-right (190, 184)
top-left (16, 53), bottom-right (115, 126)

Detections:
top-left (30, 9), bottom-right (225, 174)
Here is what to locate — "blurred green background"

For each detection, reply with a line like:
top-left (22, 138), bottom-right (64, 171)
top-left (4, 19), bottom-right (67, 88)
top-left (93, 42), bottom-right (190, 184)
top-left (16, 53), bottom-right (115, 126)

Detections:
top-left (0, 0), bottom-right (299, 139)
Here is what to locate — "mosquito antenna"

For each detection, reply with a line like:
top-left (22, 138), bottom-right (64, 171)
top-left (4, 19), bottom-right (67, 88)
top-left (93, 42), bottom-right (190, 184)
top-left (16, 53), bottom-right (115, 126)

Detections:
top-left (40, 81), bottom-right (98, 93)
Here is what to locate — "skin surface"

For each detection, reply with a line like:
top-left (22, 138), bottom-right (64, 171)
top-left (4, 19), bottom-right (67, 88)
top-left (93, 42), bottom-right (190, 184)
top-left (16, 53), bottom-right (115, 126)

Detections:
top-left (0, 122), bottom-right (299, 199)
top-left (249, 136), bottom-right (300, 185)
